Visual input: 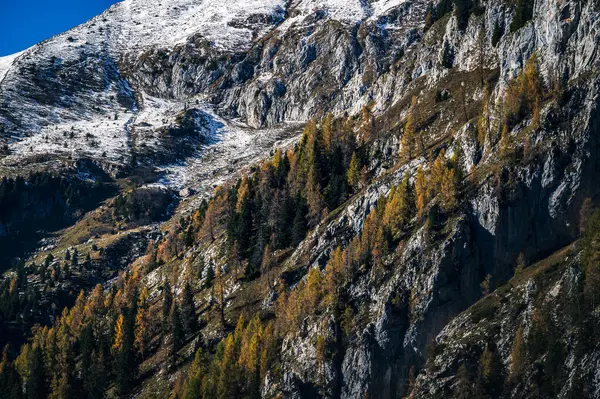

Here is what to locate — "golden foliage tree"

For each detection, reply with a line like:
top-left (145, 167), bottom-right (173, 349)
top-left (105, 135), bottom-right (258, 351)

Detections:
top-left (400, 96), bottom-right (418, 160)
top-left (347, 152), bottom-right (361, 189)
top-left (509, 326), bottom-right (526, 382)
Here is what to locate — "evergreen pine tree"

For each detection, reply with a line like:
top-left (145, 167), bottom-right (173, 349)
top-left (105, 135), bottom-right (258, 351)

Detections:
top-left (214, 265), bottom-right (227, 328)
top-left (162, 279), bottom-right (173, 334)
top-left (0, 346), bottom-right (23, 399)
top-left (260, 245), bottom-right (275, 291)
top-left (170, 302), bottom-right (184, 368)
top-left (181, 282), bottom-right (198, 336)
top-left (453, 363), bottom-right (473, 399)
top-left (85, 351), bottom-right (107, 399)
top-left (204, 262), bottom-right (215, 289)
top-left (477, 343), bottom-right (504, 397)
top-left (71, 249), bottom-right (78, 270)
top-left (291, 197), bottom-right (308, 246)
top-left (25, 344), bottom-right (47, 399)
top-left (49, 371), bottom-right (75, 399)
top-left (44, 254), bottom-right (54, 269)
top-left (442, 41), bottom-right (455, 68)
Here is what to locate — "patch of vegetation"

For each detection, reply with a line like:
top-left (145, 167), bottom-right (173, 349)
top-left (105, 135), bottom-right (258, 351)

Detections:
top-left (491, 20), bottom-right (504, 47)
top-left (470, 295), bottom-right (499, 323)
top-left (441, 42), bottom-right (455, 69)
top-left (424, 0), bottom-right (453, 31)
top-left (0, 171), bottom-right (116, 267)
top-left (114, 187), bottom-right (176, 225)
top-left (510, 0), bottom-right (534, 33)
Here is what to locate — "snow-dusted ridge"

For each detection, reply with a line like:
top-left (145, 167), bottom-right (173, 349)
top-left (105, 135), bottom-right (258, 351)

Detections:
top-left (156, 111), bottom-right (303, 201)
top-left (0, 0), bottom-right (416, 186)
top-left (0, 51), bottom-right (26, 83)
top-left (0, 0), bottom-right (291, 177)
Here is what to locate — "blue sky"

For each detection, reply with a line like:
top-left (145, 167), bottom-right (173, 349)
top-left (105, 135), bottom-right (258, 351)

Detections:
top-left (0, 0), bottom-right (119, 56)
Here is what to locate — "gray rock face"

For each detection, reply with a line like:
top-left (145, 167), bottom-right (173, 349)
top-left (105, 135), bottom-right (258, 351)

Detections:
top-left (2, 0), bottom-right (600, 398)
top-left (123, 0), bottom-right (430, 128)
top-left (263, 1), bottom-right (600, 398)
top-left (410, 248), bottom-right (597, 398)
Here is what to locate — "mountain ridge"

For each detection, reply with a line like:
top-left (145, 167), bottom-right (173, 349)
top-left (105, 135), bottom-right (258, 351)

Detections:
top-left (1, 0), bottom-right (600, 398)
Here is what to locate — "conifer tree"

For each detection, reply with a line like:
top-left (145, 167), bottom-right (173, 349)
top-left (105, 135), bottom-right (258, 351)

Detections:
top-left (83, 253), bottom-right (91, 272)
top-left (583, 210), bottom-right (600, 308)
top-left (440, 166), bottom-right (458, 212)
top-left (214, 265), bottom-right (226, 328)
top-left (181, 282), bottom-right (198, 336)
top-left (478, 82), bottom-right (490, 148)
top-left (112, 309), bottom-right (136, 394)
top-left (44, 253), bottom-right (54, 268)
top-left (217, 334), bottom-right (240, 399)
top-left (184, 349), bottom-right (207, 399)
top-left (0, 346), bottom-right (23, 399)
top-left (347, 152), bottom-right (361, 189)
top-left (509, 327), bottom-right (526, 382)
top-left (85, 351), bottom-right (107, 399)
top-left (454, 0), bottom-right (473, 31)
top-left (442, 41), bottom-right (455, 68)
top-left (71, 249), bottom-right (78, 270)
top-left (169, 302), bottom-right (184, 368)
top-left (229, 241), bottom-right (242, 279)
top-left (306, 167), bottom-right (325, 227)
top-left (260, 245), bottom-right (276, 291)
top-left (382, 174), bottom-right (413, 240)
top-left (477, 343), bottom-right (504, 397)
top-left (134, 289), bottom-right (151, 360)
top-left (322, 112), bottom-right (334, 153)
top-left (291, 198), bottom-right (308, 246)
top-left (204, 262), bottom-right (215, 289)
top-left (401, 97), bottom-right (418, 160)
top-left (49, 371), bottom-right (75, 399)
top-left (18, 343), bottom-right (47, 399)
top-left (360, 106), bottom-right (375, 141)
top-left (325, 247), bottom-right (347, 309)
top-left (79, 323), bottom-right (94, 376)
top-left (415, 166), bottom-right (429, 215)
top-left (202, 201), bottom-right (218, 242)
top-left (453, 363), bottom-right (473, 399)
top-left (428, 150), bottom-right (459, 212)
top-left (63, 261), bottom-right (70, 280)
top-left (162, 279), bottom-right (173, 334)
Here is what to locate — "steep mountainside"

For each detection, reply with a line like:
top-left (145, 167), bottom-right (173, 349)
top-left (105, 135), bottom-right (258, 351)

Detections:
top-left (1, 0), bottom-right (600, 398)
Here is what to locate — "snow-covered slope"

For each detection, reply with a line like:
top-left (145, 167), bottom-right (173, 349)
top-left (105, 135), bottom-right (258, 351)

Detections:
top-left (0, 51), bottom-right (26, 83)
top-left (100, 0), bottom-right (287, 52)
top-left (0, 0), bottom-right (288, 175)
top-left (0, 0), bottom-right (423, 182)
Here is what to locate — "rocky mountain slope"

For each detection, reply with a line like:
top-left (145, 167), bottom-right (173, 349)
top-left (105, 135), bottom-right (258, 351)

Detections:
top-left (1, 0), bottom-right (600, 398)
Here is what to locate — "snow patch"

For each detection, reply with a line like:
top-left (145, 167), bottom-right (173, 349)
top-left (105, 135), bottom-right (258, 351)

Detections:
top-left (156, 107), bottom-right (302, 201)
top-left (0, 50), bottom-right (25, 82)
